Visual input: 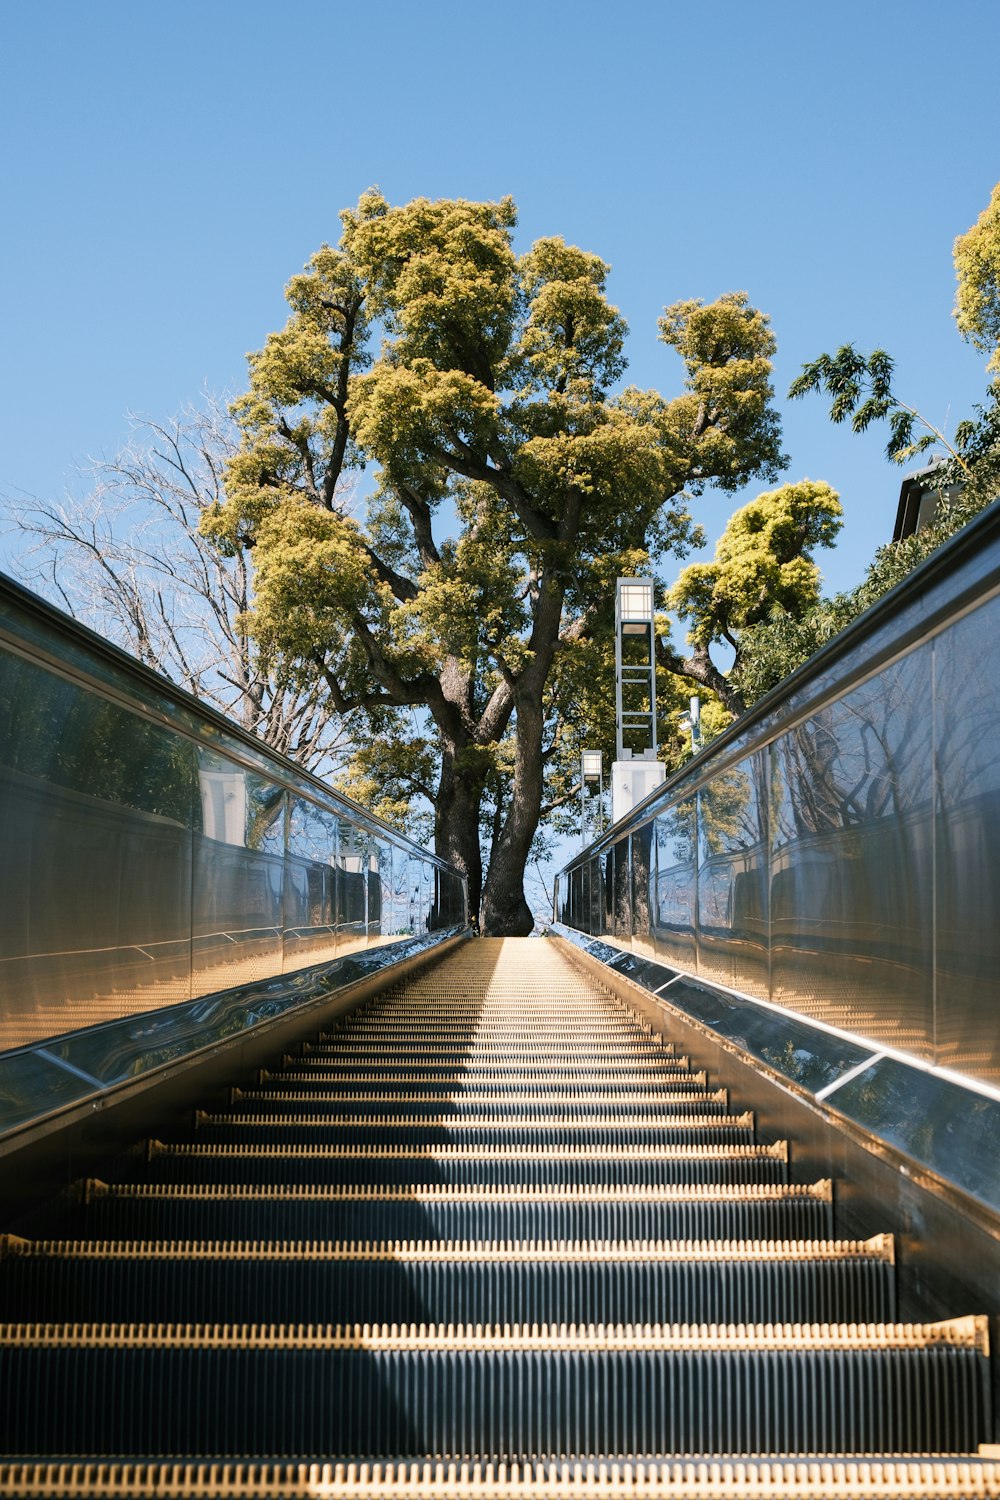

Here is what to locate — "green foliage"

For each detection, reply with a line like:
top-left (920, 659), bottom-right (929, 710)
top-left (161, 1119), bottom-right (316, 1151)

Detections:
top-left (657, 479), bottom-right (842, 716)
top-left (954, 181), bottom-right (1000, 371)
top-left (658, 293), bottom-right (787, 492)
top-left (671, 480), bottom-right (842, 648)
top-left (334, 726), bottom-right (436, 845)
top-left (758, 188), bottom-right (1000, 712)
top-left (735, 391), bottom-right (1000, 704)
top-left (788, 345), bottom-right (959, 470)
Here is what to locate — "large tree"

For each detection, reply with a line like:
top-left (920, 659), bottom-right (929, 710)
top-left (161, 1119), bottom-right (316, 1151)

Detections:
top-left (205, 191), bottom-right (786, 932)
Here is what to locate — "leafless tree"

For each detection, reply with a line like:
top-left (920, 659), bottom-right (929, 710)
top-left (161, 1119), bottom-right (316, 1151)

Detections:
top-left (2, 397), bottom-right (355, 775)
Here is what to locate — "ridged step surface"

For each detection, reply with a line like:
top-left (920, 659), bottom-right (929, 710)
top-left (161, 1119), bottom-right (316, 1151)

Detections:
top-left (0, 936), bottom-right (993, 1497)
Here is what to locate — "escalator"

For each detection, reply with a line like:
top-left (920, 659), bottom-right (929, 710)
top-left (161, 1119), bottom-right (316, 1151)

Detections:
top-left (0, 937), bottom-right (997, 1497)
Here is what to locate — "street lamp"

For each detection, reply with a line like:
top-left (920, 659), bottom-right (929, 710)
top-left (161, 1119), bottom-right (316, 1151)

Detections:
top-left (612, 577), bottom-right (666, 823)
top-left (678, 695), bottom-right (702, 756)
top-left (580, 749), bottom-right (604, 848)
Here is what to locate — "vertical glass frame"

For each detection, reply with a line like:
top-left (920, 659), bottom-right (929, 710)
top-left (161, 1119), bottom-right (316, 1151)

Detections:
top-left (696, 751), bottom-right (770, 998)
top-left (192, 749), bottom-right (285, 993)
top-left (933, 600), bottom-right (1000, 1084)
top-left (651, 795), bottom-right (697, 969)
top-left (769, 651), bottom-right (934, 1050)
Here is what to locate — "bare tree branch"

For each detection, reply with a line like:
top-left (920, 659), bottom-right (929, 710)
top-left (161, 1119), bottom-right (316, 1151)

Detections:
top-left (2, 397), bottom-right (357, 776)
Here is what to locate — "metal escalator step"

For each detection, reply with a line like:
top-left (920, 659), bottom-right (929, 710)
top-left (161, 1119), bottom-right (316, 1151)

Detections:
top-left (300, 1045), bottom-right (678, 1057)
top-left (5, 1458), bottom-right (1000, 1499)
top-left (229, 1092), bottom-right (729, 1118)
top-left (0, 1318), bottom-right (988, 1458)
top-left (0, 1234), bottom-right (896, 1326)
top-left (70, 1181), bottom-right (833, 1245)
top-left (327, 1022), bottom-right (646, 1032)
top-left (186, 1113), bottom-right (755, 1149)
top-left (141, 1140), bottom-right (790, 1189)
top-left (269, 1068), bottom-right (701, 1080)
top-left (259, 1072), bottom-right (708, 1090)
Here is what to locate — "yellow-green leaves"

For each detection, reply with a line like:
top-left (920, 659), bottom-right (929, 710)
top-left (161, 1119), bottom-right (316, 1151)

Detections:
top-left (250, 501), bottom-right (375, 658)
top-left (954, 181), bottom-right (1000, 371)
top-left (343, 193), bottom-right (519, 377)
top-left (515, 237), bottom-right (627, 400)
top-left (659, 293), bottom-right (786, 490)
top-left (670, 479), bottom-right (842, 648)
top-left (350, 361), bottom-right (501, 472)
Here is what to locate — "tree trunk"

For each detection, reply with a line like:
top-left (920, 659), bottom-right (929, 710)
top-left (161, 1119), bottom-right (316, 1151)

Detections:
top-left (435, 742), bottom-right (485, 921)
top-left (480, 572), bottom-right (567, 937)
top-left (480, 695), bottom-right (544, 936)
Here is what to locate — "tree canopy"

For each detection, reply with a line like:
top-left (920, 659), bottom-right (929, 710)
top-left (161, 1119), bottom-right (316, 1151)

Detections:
top-left (954, 180), bottom-right (1000, 372)
top-left (203, 190), bottom-right (787, 931)
top-left (664, 479), bottom-right (842, 715)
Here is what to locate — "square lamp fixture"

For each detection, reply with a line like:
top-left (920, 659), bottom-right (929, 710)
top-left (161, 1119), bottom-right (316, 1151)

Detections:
top-left (581, 750), bottom-right (603, 781)
top-left (617, 580), bottom-right (654, 634)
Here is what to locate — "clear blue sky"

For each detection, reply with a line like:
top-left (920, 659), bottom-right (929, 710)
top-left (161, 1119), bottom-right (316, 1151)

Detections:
top-left (1, 0), bottom-right (998, 597)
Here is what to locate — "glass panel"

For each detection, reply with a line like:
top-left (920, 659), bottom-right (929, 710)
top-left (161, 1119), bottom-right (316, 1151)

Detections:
top-left (769, 650), bottom-right (934, 1052)
top-left (612, 839), bottom-right (631, 946)
top-left (651, 795), bottom-right (697, 969)
top-left (420, 859), bottom-right (433, 939)
top-left (630, 825), bottom-right (655, 958)
top-left (831, 1057), bottom-right (1000, 1212)
top-left (393, 852), bottom-right (423, 938)
top-left (192, 749), bottom-right (284, 992)
top-left (696, 751), bottom-right (769, 998)
top-left (285, 796), bottom-right (338, 969)
top-left (0, 647), bottom-right (196, 1049)
top-left (933, 599), bottom-right (1000, 1084)
top-left (587, 856), bottom-right (603, 935)
top-left (336, 824), bottom-right (370, 954)
top-left (0, 651), bottom-right (197, 822)
top-left (367, 845), bottom-right (383, 941)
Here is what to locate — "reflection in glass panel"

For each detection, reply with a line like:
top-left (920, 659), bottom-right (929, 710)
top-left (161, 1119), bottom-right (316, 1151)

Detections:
top-left (0, 581), bottom-right (469, 1078)
top-left (832, 1057), bottom-right (1000, 1211)
top-left (420, 860), bottom-right (433, 937)
top-left (337, 825), bottom-right (370, 955)
top-left (0, 647), bottom-right (196, 1050)
top-left (389, 847), bottom-right (411, 936)
top-left (933, 600), bottom-right (1000, 1083)
top-left (368, 846), bottom-right (383, 939)
top-left (588, 856), bottom-right (603, 935)
top-left (193, 748), bottom-right (284, 993)
top-left (0, 650), bottom-right (197, 824)
top-left (652, 797), bottom-right (697, 969)
top-left (697, 752), bottom-right (769, 998)
top-left (630, 825), bottom-right (655, 958)
top-left (769, 650), bottom-right (934, 1052)
top-left (602, 850), bottom-right (614, 936)
top-left (612, 839), bottom-right (631, 947)
top-left (285, 796), bottom-right (338, 969)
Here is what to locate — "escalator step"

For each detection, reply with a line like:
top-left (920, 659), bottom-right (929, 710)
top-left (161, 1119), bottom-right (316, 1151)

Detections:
top-left (68, 1180), bottom-right (833, 1245)
top-left (185, 1113), bottom-right (755, 1149)
top-left (232, 1092), bottom-right (728, 1117)
top-left (141, 1140), bottom-right (790, 1189)
top-left (0, 1318), bottom-right (988, 1458)
top-left (4, 1458), bottom-right (1000, 1499)
top-left (0, 1235), bottom-right (895, 1325)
